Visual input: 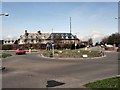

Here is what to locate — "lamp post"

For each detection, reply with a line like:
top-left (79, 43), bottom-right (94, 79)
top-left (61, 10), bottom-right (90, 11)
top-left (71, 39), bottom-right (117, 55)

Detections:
top-left (115, 16), bottom-right (120, 77)
top-left (115, 17), bottom-right (120, 19)
top-left (0, 13), bottom-right (9, 70)
top-left (0, 13), bottom-right (9, 16)
top-left (75, 35), bottom-right (77, 50)
top-left (115, 16), bottom-right (120, 48)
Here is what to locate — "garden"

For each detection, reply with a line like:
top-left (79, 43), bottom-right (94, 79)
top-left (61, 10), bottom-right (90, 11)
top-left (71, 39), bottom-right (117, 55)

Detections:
top-left (42, 49), bottom-right (104, 59)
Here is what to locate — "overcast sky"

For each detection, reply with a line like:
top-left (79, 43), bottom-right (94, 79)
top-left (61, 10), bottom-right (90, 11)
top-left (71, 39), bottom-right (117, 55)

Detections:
top-left (1, 1), bottom-right (118, 43)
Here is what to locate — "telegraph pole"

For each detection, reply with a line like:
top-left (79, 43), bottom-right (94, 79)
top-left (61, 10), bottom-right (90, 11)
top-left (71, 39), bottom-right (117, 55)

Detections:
top-left (52, 28), bottom-right (53, 33)
top-left (70, 17), bottom-right (71, 34)
top-left (51, 28), bottom-right (54, 55)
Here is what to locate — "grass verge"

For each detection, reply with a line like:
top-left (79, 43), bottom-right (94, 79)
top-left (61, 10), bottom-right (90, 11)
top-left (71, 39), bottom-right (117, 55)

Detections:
top-left (84, 76), bottom-right (120, 88)
top-left (0, 53), bottom-right (12, 58)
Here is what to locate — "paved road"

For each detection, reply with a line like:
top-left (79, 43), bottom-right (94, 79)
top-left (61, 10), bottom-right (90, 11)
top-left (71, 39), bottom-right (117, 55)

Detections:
top-left (2, 51), bottom-right (118, 88)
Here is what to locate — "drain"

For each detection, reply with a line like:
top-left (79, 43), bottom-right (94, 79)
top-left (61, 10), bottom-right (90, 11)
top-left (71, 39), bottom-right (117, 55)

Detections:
top-left (46, 80), bottom-right (65, 87)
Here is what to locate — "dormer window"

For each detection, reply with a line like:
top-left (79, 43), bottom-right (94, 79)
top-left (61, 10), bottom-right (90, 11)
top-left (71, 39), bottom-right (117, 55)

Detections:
top-left (61, 34), bottom-right (64, 39)
top-left (8, 41), bottom-right (10, 43)
top-left (70, 35), bottom-right (73, 39)
top-left (51, 34), bottom-right (54, 39)
top-left (66, 34), bottom-right (68, 39)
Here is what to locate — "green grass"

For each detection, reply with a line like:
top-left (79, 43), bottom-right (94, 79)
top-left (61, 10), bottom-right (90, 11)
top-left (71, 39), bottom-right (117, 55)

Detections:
top-left (84, 77), bottom-right (120, 88)
top-left (0, 53), bottom-right (12, 58)
top-left (43, 49), bottom-right (104, 58)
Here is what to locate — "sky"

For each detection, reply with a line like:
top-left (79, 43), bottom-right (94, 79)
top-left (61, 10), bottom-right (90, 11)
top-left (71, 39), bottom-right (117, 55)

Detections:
top-left (1, 1), bottom-right (118, 43)
top-left (1, 0), bottom-right (120, 2)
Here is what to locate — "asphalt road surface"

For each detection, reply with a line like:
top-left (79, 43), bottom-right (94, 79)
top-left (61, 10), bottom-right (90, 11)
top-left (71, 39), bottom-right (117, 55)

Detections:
top-left (2, 51), bottom-right (118, 88)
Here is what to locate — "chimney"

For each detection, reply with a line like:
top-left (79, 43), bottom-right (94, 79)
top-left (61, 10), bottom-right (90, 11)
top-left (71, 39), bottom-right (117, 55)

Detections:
top-left (25, 30), bottom-right (28, 36)
top-left (25, 30), bottom-right (27, 33)
top-left (38, 31), bottom-right (41, 35)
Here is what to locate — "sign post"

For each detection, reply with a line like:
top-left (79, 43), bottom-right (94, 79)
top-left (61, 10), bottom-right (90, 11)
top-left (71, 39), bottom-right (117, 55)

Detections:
top-left (75, 43), bottom-right (77, 50)
top-left (52, 43), bottom-right (54, 55)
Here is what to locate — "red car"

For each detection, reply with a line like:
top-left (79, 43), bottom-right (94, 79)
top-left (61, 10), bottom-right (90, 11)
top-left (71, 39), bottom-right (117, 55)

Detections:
top-left (16, 48), bottom-right (26, 55)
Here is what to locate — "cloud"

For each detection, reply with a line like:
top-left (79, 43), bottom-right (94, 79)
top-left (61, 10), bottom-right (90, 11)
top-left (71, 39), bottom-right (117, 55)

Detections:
top-left (2, 35), bottom-right (18, 40)
top-left (75, 31), bottom-right (107, 44)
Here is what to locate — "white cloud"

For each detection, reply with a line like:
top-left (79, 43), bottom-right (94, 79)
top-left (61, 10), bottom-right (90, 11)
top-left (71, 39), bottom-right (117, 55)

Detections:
top-left (3, 34), bottom-right (18, 40)
top-left (75, 31), bottom-right (107, 44)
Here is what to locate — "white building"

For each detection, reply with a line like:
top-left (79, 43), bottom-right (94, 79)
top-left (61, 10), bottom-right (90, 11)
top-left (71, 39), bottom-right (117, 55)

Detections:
top-left (3, 37), bottom-right (17, 45)
top-left (18, 30), bottom-right (50, 45)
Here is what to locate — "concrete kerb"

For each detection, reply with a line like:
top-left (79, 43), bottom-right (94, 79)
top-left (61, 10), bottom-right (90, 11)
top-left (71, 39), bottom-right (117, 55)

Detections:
top-left (104, 50), bottom-right (117, 53)
top-left (40, 53), bottom-right (106, 60)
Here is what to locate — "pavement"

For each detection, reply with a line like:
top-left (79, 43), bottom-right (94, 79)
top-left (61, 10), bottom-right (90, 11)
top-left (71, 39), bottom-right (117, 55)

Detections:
top-left (1, 50), bottom-right (119, 88)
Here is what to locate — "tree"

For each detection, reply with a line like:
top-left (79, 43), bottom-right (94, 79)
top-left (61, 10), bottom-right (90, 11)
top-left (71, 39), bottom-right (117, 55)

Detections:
top-left (101, 33), bottom-right (120, 47)
top-left (88, 38), bottom-right (93, 47)
top-left (101, 36), bottom-right (108, 44)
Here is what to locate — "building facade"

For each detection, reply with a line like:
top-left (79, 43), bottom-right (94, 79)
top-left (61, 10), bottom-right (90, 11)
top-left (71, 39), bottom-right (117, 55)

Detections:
top-left (2, 31), bottom-right (81, 50)
top-left (46, 33), bottom-right (79, 49)
top-left (17, 30), bottom-right (50, 49)
top-left (18, 30), bottom-right (50, 45)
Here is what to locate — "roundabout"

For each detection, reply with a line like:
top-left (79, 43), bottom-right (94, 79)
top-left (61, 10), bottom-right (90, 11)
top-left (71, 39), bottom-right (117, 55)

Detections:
top-left (2, 50), bottom-right (118, 88)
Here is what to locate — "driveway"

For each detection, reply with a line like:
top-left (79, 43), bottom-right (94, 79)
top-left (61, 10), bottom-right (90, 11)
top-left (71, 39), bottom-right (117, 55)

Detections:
top-left (2, 51), bottom-right (118, 88)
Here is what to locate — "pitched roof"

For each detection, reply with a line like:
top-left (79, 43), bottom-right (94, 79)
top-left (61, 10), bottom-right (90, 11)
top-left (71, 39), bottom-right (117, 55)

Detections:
top-left (20, 33), bottom-right (50, 40)
top-left (47, 33), bottom-right (79, 40)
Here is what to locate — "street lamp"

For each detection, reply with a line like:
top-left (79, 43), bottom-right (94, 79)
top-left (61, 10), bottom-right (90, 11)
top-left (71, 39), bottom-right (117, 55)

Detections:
top-left (115, 17), bottom-right (120, 19)
top-left (115, 16), bottom-right (120, 77)
top-left (0, 13), bottom-right (9, 16)
top-left (0, 13), bottom-right (9, 70)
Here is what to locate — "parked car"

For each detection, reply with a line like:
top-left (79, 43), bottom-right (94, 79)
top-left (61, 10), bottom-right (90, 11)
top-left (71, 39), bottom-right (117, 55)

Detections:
top-left (117, 47), bottom-right (120, 52)
top-left (15, 48), bottom-right (26, 55)
top-left (117, 44), bottom-right (120, 52)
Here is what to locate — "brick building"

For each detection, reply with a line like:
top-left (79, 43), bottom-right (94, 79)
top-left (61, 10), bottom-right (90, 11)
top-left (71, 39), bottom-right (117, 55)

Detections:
top-left (46, 33), bottom-right (79, 49)
top-left (2, 31), bottom-right (81, 50)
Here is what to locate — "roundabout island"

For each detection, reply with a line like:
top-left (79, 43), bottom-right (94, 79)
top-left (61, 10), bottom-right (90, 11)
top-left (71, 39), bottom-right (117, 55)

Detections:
top-left (42, 49), bottom-right (105, 59)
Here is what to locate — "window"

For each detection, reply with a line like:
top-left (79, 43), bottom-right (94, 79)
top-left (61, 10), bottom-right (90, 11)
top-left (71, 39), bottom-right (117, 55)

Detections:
top-left (8, 41), bottom-right (10, 43)
top-left (31, 39), bottom-right (33, 42)
top-left (66, 34), bottom-right (68, 39)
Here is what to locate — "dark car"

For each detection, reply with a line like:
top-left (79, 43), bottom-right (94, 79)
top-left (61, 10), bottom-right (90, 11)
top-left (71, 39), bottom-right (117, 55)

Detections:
top-left (117, 44), bottom-right (120, 52)
top-left (15, 48), bottom-right (26, 55)
top-left (117, 48), bottom-right (120, 52)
